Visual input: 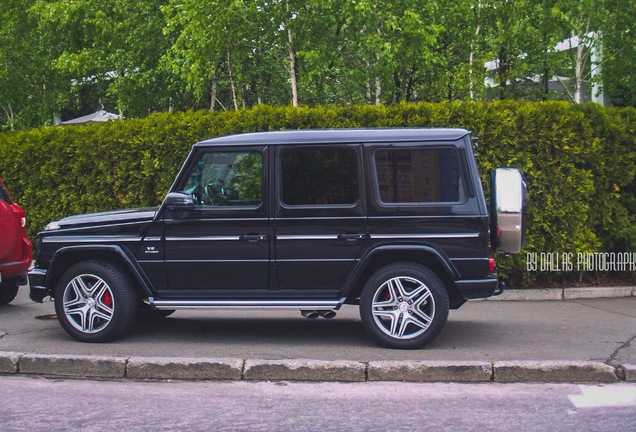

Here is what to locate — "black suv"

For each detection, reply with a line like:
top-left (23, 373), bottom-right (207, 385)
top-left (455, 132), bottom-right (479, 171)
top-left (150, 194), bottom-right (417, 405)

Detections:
top-left (29, 128), bottom-right (526, 348)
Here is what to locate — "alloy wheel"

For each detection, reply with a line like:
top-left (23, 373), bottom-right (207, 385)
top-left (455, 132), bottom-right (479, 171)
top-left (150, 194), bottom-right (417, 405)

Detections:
top-left (62, 273), bottom-right (114, 334)
top-left (371, 275), bottom-right (435, 340)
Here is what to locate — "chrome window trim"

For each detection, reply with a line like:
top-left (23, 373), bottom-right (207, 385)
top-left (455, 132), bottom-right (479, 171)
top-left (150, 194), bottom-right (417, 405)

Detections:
top-left (165, 236), bottom-right (240, 241)
top-left (276, 258), bottom-right (359, 262)
top-left (368, 215), bottom-right (484, 219)
top-left (43, 220), bottom-right (152, 233)
top-left (276, 235), bottom-right (340, 241)
top-left (165, 259), bottom-right (269, 263)
top-left (369, 233), bottom-right (479, 240)
top-left (42, 236), bottom-right (142, 243)
top-left (274, 216), bottom-right (367, 221)
top-left (450, 257), bottom-right (489, 261)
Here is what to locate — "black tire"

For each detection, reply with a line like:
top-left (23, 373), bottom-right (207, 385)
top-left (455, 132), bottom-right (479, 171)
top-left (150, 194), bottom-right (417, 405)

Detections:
top-left (54, 260), bottom-right (138, 342)
top-left (0, 281), bottom-right (20, 305)
top-left (360, 262), bottom-right (449, 349)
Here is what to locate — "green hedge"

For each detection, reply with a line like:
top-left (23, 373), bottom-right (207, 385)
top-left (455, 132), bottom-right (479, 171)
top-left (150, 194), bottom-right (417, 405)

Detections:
top-left (1, 102), bottom-right (634, 286)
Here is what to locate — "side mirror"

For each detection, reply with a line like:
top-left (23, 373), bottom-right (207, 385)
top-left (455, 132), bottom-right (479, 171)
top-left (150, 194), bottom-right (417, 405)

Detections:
top-left (490, 168), bottom-right (527, 254)
top-left (165, 192), bottom-right (195, 211)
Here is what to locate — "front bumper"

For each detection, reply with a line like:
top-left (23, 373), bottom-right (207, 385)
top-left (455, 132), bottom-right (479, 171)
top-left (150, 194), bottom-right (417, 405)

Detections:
top-left (27, 268), bottom-right (49, 303)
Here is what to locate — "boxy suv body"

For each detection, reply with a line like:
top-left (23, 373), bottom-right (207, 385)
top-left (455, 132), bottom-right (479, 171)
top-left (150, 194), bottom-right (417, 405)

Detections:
top-left (29, 129), bottom-right (525, 348)
top-left (0, 177), bottom-right (33, 305)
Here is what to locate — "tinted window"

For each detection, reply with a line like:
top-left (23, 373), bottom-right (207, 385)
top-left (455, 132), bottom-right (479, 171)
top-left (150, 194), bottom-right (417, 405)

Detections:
top-left (184, 151), bottom-right (262, 207)
top-left (281, 147), bottom-right (358, 206)
top-left (374, 147), bottom-right (464, 204)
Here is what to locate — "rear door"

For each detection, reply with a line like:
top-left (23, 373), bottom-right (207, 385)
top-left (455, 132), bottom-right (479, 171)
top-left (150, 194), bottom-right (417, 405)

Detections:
top-left (273, 144), bottom-right (367, 297)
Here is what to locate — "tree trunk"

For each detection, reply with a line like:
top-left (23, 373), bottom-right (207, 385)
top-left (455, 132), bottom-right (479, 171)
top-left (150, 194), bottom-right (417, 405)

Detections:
top-left (287, 36), bottom-right (298, 107)
top-left (286, 0), bottom-right (298, 107)
top-left (574, 32), bottom-right (586, 104)
top-left (210, 69), bottom-right (217, 111)
top-left (543, 65), bottom-right (549, 100)
top-left (3, 105), bottom-right (15, 130)
top-left (469, 28), bottom-right (480, 101)
top-left (375, 52), bottom-right (382, 105)
top-left (365, 61), bottom-right (373, 104)
top-left (497, 47), bottom-right (509, 99)
top-left (469, 3), bottom-right (481, 102)
top-left (228, 52), bottom-right (238, 111)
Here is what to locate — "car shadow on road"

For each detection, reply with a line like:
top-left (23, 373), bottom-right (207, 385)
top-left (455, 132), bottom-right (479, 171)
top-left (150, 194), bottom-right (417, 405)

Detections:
top-left (128, 312), bottom-right (503, 353)
top-left (131, 314), bottom-right (370, 348)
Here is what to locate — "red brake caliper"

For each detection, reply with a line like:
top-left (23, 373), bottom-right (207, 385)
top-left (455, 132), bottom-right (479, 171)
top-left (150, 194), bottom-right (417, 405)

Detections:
top-left (102, 291), bottom-right (113, 308)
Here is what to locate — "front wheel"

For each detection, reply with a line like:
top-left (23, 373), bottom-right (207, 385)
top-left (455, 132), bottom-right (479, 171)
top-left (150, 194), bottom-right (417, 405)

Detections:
top-left (0, 281), bottom-right (20, 305)
top-left (360, 263), bottom-right (449, 349)
top-left (54, 261), bottom-right (137, 342)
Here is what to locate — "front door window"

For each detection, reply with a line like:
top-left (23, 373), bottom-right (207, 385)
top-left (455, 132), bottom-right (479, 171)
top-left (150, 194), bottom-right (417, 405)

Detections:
top-left (185, 152), bottom-right (263, 208)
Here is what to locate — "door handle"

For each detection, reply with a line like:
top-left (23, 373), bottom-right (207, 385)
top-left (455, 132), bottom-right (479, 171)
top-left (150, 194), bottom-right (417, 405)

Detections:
top-left (242, 234), bottom-right (267, 242)
top-left (339, 233), bottom-right (366, 241)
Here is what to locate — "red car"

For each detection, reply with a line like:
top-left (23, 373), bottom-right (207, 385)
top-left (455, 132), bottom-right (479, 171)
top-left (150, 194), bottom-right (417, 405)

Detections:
top-left (0, 177), bottom-right (32, 304)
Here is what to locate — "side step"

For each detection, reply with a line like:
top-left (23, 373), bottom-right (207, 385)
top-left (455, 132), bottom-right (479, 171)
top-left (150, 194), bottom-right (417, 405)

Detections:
top-left (146, 297), bottom-right (346, 310)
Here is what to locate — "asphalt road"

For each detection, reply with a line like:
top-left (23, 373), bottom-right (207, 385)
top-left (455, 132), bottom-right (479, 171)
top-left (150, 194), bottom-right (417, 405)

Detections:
top-left (1, 288), bottom-right (635, 366)
top-left (2, 376), bottom-right (635, 431)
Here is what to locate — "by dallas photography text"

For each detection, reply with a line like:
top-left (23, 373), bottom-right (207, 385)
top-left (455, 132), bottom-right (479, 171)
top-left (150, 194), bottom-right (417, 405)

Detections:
top-left (526, 252), bottom-right (636, 272)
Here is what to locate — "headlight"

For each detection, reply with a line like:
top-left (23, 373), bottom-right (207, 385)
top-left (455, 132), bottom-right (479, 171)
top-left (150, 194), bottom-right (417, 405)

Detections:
top-left (45, 221), bottom-right (61, 231)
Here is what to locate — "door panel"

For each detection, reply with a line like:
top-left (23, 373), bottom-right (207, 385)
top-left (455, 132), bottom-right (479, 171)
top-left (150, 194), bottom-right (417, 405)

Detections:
top-left (161, 147), bottom-right (270, 296)
top-left (273, 144), bottom-right (367, 293)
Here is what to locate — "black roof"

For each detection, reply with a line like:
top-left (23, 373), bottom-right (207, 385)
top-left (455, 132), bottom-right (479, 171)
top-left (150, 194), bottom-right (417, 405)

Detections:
top-left (196, 128), bottom-right (470, 147)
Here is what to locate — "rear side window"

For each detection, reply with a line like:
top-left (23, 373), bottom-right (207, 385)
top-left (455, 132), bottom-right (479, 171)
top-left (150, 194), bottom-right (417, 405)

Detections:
top-left (281, 147), bottom-right (358, 206)
top-left (374, 147), bottom-right (465, 204)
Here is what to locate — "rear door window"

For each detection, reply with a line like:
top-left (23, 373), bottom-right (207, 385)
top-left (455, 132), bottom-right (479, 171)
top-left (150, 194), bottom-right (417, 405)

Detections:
top-left (280, 147), bottom-right (359, 206)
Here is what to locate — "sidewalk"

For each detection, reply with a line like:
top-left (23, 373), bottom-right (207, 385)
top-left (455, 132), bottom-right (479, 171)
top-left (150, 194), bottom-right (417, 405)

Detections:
top-left (1, 287), bottom-right (635, 384)
top-left (490, 286), bottom-right (636, 301)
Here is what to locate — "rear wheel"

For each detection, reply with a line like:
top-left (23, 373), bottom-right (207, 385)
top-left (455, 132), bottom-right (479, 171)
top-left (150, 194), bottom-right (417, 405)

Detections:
top-left (360, 262), bottom-right (449, 349)
top-left (54, 261), bottom-right (137, 342)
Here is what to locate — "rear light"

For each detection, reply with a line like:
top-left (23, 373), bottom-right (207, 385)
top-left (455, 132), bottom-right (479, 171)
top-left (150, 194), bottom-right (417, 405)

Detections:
top-left (488, 252), bottom-right (496, 274)
top-left (21, 217), bottom-right (26, 228)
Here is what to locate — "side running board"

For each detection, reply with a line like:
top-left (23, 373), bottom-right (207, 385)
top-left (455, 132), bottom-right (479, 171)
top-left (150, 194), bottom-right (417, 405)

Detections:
top-left (145, 297), bottom-right (347, 310)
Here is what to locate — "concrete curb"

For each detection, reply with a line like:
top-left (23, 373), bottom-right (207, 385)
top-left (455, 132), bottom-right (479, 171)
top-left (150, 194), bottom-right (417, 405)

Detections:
top-left (368, 360), bottom-right (492, 382)
top-left (493, 361), bottom-right (619, 383)
top-left (624, 364), bottom-right (636, 382)
top-left (19, 353), bottom-right (127, 378)
top-left (127, 356), bottom-right (244, 380)
top-left (0, 351), bottom-right (22, 374)
top-left (488, 286), bottom-right (636, 301)
top-left (1, 352), bottom-right (631, 383)
top-left (244, 359), bottom-right (366, 382)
